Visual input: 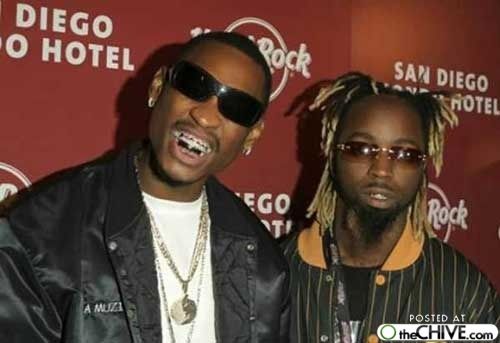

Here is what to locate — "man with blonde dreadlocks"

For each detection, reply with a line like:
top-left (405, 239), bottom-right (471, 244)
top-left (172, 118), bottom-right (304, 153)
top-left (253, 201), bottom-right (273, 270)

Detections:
top-left (283, 72), bottom-right (499, 343)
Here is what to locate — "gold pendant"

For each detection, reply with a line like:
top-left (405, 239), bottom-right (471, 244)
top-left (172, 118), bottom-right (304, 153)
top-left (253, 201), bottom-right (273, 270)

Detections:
top-left (170, 295), bottom-right (197, 325)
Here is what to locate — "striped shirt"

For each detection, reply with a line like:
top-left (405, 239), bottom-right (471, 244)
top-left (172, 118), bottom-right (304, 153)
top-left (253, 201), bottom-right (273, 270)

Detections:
top-left (282, 224), bottom-right (500, 343)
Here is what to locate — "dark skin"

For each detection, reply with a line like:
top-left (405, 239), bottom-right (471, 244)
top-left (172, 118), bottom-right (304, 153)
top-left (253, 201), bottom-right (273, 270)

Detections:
top-left (137, 41), bottom-right (265, 202)
top-left (333, 94), bottom-right (426, 267)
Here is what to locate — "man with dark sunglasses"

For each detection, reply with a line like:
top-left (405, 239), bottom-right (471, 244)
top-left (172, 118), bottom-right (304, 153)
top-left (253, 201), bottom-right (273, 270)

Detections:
top-left (283, 72), bottom-right (499, 343)
top-left (0, 32), bottom-right (290, 342)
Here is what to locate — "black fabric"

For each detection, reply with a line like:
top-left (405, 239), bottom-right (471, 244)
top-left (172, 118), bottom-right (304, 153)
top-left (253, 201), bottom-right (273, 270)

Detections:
top-left (342, 265), bottom-right (374, 321)
top-left (0, 142), bottom-right (290, 342)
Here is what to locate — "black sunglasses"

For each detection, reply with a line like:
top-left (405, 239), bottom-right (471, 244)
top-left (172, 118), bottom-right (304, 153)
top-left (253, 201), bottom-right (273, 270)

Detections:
top-left (336, 141), bottom-right (427, 167)
top-left (168, 61), bottom-right (264, 128)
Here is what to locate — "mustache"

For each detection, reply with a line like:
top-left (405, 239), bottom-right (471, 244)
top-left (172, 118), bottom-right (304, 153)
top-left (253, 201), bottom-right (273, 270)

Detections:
top-left (364, 180), bottom-right (396, 192)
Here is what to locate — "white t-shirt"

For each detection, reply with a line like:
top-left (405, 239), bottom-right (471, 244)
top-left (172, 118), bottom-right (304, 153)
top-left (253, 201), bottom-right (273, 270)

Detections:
top-left (143, 192), bottom-right (216, 343)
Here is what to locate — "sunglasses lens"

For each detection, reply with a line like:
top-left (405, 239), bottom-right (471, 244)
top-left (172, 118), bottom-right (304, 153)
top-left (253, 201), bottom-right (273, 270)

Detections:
top-left (390, 147), bottom-right (425, 165)
top-left (218, 92), bottom-right (262, 127)
top-left (338, 142), bottom-right (425, 167)
top-left (341, 142), bottom-right (376, 160)
top-left (171, 62), bottom-right (212, 101)
top-left (170, 61), bottom-right (264, 128)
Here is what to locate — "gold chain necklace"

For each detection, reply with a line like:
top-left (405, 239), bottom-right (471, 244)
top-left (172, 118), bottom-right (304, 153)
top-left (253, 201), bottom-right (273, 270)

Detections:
top-left (134, 154), bottom-right (209, 326)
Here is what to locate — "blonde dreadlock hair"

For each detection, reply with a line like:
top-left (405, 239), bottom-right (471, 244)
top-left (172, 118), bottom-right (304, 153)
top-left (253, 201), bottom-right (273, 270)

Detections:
top-left (307, 72), bottom-right (459, 240)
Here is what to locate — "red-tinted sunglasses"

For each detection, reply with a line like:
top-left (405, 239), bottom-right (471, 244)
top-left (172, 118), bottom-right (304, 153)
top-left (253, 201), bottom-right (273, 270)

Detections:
top-left (336, 141), bottom-right (427, 166)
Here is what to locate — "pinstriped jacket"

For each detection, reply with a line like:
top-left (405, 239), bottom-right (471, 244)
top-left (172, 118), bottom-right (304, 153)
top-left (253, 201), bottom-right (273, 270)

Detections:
top-left (283, 223), bottom-right (499, 343)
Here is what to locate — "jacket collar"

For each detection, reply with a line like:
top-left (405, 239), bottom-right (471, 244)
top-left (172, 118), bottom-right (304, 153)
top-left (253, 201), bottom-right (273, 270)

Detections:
top-left (299, 220), bottom-right (425, 271)
top-left (380, 221), bottom-right (424, 271)
top-left (105, 143), bottom-right (253, 240)
top-left (104, 143), bottom-right (255, 342)
top-left (105, 142), bottom-right (144, 239)
top-left (205, 177), bottom-right (255, 238)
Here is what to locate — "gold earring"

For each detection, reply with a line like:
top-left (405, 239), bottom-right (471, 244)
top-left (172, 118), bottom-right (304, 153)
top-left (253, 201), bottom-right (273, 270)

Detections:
top-left (147, 97), bottom-right (156, 108)
top-left (243, 147), bottom-right (252, 156)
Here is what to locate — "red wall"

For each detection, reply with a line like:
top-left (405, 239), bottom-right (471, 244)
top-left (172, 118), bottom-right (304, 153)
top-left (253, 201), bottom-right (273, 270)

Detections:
top-left (1, 1), bottom-right (498, 289)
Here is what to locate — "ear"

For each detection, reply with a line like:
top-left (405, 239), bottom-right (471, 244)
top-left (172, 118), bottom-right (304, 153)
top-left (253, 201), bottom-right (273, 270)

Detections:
top-left (148, 66), bottom-right (168, 107)
top-left (242, 120), bottom-right (265, 151)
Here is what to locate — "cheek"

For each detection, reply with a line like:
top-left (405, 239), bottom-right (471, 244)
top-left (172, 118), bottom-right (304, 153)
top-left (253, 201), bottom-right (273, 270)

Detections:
top-left (214, 126), bottom-right (249, 166)
top-left (149, 95), bottom-right (186, 139)
top-left (335, 159), bottom-right (369, 185)
top-left (148, 111), bottom-right (171, 153)
top-left (395, 168), bottom-right (424, 194)
top-left (149, 109), bottom-right (166, 133)
top-left (223, 119), bottom-right (249, 143)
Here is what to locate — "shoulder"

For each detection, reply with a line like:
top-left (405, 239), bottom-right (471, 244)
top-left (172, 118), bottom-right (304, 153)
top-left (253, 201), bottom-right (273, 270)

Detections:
top-left (205, 176), bottom-right (265, 232)
top-left (8, 152), bottom-right (115, 221)
top-left (5, 150), bottom-right (122, 257)
top-left (6, 144), bottom-right (136, 219)
top-left (424, 237), bottom-right (486, 279)
top-left (425, 237), bottom-right (499, 322)
top-left (206, 177), bottom-right (288, 269)
top-left (280, 230), bottom-right (300, 260)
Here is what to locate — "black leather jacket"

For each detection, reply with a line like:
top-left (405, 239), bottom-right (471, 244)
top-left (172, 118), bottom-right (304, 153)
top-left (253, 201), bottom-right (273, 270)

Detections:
top-left (0, 144), bottom-right (290, 342)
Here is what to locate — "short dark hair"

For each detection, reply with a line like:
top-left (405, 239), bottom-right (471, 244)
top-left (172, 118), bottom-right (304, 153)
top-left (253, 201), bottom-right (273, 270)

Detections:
top-left (178, 31), bottom-right (272, 110)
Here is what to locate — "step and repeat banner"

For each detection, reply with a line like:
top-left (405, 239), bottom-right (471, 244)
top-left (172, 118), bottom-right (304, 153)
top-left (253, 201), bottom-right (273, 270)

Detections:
top-left (1, 1), bottom-right (498, 289)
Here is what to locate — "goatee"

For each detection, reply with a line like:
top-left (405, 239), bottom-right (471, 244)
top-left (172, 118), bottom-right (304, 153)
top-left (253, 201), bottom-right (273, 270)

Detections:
top-left (148, 147), bottom-right (185, 187)
top-left (334, 178), bottom-right (412, 244)
top-left (351, 203), bottom-right (404, 243)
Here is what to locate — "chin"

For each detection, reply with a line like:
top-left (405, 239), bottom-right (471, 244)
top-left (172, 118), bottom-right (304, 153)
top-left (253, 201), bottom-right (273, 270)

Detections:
top-left (150, 151), bottom-right (203, 187)
top-left (355, 206), bottom-right (399, 242)
top-left (158, 165), bottom-right (208, 187)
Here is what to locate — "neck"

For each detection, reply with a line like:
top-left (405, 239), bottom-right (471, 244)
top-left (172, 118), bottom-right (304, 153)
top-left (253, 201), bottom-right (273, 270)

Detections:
top-left (136, 147), bottom-right (205, 202)
top-left (335, 200), bottom-right (408, 268)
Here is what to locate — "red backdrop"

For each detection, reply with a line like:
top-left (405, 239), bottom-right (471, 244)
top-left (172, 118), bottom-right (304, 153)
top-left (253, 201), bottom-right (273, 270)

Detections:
top-left (1, 0), bottom-right (499, 290)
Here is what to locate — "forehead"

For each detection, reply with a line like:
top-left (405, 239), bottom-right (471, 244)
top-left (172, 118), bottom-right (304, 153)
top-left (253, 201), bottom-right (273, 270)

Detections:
top-left (181, 41), bottom-right (266, 102)
top-left (339, 94), bottom-right (424, 147)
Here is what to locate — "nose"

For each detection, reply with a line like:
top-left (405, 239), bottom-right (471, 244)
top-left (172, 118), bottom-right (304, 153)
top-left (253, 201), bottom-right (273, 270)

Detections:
top-left (368, 151), bottom-right (394, 178)
top-left (189, 96), bottom-right (223, 129)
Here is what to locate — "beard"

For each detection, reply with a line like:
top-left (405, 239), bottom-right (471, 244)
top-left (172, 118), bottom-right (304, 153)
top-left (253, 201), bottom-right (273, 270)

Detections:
top-left (333, 177), bottom-right (416, 244)
top-left (148, 147), bottom-right (186, 187)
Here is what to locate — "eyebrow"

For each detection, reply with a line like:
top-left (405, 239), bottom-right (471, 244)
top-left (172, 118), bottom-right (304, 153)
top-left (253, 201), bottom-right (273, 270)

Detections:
top-left (392, 138), bottom-right (421, 147)
top-left (344, 132), bottom-right (374, 141)
top-left (344, 132), bottom-right (422, 148)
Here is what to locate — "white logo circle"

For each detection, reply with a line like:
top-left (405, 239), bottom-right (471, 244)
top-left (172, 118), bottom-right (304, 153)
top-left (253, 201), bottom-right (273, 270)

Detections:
top-left (379, 324), bottom-right (397, 340)
top-left (0, 162), bottom-right (31, 202)
top-left (225, 17), bottom-right (291, 101)
top-left (427, 182), bottom-right (469, 242)
top-left (428, 182), bottom-right (452, 242)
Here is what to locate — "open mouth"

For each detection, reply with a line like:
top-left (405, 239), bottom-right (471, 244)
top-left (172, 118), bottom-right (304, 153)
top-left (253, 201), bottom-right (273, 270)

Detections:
top-left (173, 130), bottom-right (212, 157)
top-left (369, 193), bottom-right (388, 200)
top-left (363, 185), bottom-right (395, 206)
